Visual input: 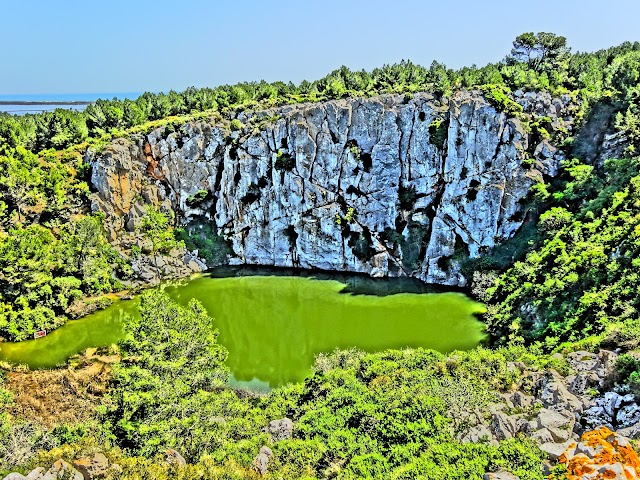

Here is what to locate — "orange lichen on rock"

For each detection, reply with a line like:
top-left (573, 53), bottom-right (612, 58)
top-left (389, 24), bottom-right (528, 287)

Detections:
top-left (143, 142), bottom-right (166, 181)
top-left (554, 427), bottom-right (640, 480)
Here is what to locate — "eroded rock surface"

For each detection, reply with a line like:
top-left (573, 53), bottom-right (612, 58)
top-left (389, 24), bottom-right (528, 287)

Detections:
top-left (90, 91), bottom-right (573, 286)
top-left (457, 349), bottom-right (640, 447)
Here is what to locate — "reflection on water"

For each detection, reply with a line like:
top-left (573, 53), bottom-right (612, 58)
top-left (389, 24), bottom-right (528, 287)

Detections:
top-left (0, 271), bottom-right (486, 388)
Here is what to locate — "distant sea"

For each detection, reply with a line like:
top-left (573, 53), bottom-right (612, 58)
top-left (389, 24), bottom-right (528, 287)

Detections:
top-left (0, 92), bottom-right (141, 115)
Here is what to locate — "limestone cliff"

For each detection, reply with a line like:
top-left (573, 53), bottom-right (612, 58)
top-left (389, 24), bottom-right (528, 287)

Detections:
top-left (89, 90), bottom-right (575, 285)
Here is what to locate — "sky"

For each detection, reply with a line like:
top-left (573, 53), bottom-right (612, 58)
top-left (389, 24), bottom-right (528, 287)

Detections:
top-left (2, 0), bottom-right (640, 96)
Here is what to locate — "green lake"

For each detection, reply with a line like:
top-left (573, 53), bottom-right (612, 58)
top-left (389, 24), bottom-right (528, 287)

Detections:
top-left (0, 271), bottom-right (487, 389)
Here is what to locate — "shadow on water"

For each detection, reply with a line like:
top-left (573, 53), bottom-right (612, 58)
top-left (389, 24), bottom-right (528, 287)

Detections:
top-left (208, 265), bottom-right (466, 296)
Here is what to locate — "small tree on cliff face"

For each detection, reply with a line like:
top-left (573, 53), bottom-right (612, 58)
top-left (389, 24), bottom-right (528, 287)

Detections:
top-left (507, 32), bottom-right (570, 73)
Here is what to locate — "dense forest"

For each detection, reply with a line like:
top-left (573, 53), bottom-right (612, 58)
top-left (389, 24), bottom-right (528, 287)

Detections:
top-left (1, 33), bottom-right (640, 479)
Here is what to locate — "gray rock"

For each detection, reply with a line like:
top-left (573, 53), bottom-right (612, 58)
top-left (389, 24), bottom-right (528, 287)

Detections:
top-left (537, 371), bottom-right (582, 412)
top-left (268, 418), bottom-right (293, 442)
top-left (535, 408), bottom-right (574, 432)
top-left (531, 427), bottom-right (554, 444)
top-left (41, 460), bottom-right (83, 480)
top-left (459, 424), bottom-right (494, 444)
top-left (3, 474), bottom-right (27, 480)
top-left (483, 471), bottom-right (520, 480)
top-left (582, 404), bottom-right (614, 430)
top-left (539, 440), bottom-right (575, 460)
top-left (602, 392), bottom-right (622, 418)
top-left (619, 423), bottom-right (640, 439)
top-left (73, 453), bottom-right (109, 479)
top-left (491, 413), bottom-right (516, 440)
top-left (253, 453), bottom-right (269, 475)
top-left (25, 469), bottom-right (45, 480)
top-left (165, 448), bottom-right (186, 466)
top-left (259, 446), bottom-right (273, 458)
top-left (510, 391), bottom-right (534, 408)
top-left (616, 403), bottom-right (640, 428)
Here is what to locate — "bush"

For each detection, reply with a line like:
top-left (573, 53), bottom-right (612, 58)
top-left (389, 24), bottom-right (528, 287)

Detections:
top-left (275, 150), bottom-right (295, 171)
top-left (229, 119), bottom-right (244, 131)
top-left (428, 118), bottom-right (449, 149)
top-left (539, 207), bottom-right (572, 232)
top-left (479, 85), bottom-right (523, 116)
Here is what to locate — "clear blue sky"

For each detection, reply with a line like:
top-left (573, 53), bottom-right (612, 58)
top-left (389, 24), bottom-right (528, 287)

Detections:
top-left (2, 0), bottom-right (640, 95)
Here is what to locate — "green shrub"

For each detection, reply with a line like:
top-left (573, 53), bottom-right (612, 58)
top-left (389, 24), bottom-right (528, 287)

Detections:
top-left (275, 150), bottom-right (295, 171)
top-left (176, 223), bottom-right (229, 266)
top-left (185, 189), bottom-right (211, 207)
top-left (479, 85), bottom-right (523, 116)
top-left (428, 118), bottom-right (449, 149)
top-left (229, 119), bottom-right (244, 131)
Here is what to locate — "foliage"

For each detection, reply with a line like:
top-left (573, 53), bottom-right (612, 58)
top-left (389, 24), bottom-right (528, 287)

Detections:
top-left (486, 157), bottom-right (640, 346)
top-left (185, 190), bottom-right (211, 208)
top-left (0, 215), bottom-right (126, 341)
top-left (104, 291), bottom-right (234, 460)
top-left (136, 206), bottom-right (183, 255)
top-left (478, 85), bottom-right (523, 116)
top-left (507, 32), bottom-right (570, 74)
top-left (229, 119), bottom-right (244, 132)
top-left (176, 223), bottom-right (230, 266)
top-left (274, 150), bottom-right (295, 171)
top-left (428, 117), bottom-right (448, 149)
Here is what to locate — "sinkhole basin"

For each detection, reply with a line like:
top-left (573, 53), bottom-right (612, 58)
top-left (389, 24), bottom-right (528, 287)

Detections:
top-left (0, 271), bottom-right (487, 389)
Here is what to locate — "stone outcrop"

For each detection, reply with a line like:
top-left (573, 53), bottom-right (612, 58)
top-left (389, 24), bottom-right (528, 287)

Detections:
top-left (73, 453), bottom-right (109, 479)
top-left (483, 471), bottom-right (520, 480)
top-left (555, 427), bottom-right (640, 480)
top-left (457, 349), bottom-right (640, 447)
top-left (89, 91), bottom-right (573, 286)
top-left (2, 456), bottom-right (121, 480)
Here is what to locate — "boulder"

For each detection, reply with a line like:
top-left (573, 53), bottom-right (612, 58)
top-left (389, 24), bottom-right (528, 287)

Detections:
top-left (509, 391), bottom-right (534, 408)
top-left (459, 424), bottom-right (495, 444)
top-left (536, 371), bottom-right (582, 412)
top-left (554, 427), bottom-right (640, 480)
top-left (535, 408), bottom-right (574, 432)
top-left (3, 474), bottom-right (26, 480)
top-left (259, 446), bottom-right (273, 458)
top-left (483, 471), bottom-right (520, 480)
top-left (73, 453), bottom-right (109, 479)
top-left (268, 418), bottom-right (293, 442)
top-left (253, 453), bottom-right (269, 475)
top-left (540, 440), bottom-right (576, 460)
top-left (530, 427), bottom-right (554, 444)
top-left (25, 469), bottom-right (45, 480)
top-left (41, 460), bottom-right (83, 480)
top-left (165, 448), bottom-right (186, 467)
top-left (490, 413), bottom-right (516, 440)
top-left (616, 402), bottom-right (640, 428)
top-left (619, 423), bottom-right (640, 440)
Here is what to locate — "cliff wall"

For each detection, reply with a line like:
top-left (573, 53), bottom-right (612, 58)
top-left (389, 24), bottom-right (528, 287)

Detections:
top-left (90, 90), bottom-right (574, 285)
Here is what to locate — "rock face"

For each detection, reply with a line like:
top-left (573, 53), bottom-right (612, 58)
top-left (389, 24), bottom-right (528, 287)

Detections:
top-left (457, 349), bottom-right (640, 448)
top-left (90, 91), bottom-right (572, 286)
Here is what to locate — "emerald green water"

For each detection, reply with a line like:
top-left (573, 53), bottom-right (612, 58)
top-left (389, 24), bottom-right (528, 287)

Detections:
top-left (0, 273), bottom-right (486, 388)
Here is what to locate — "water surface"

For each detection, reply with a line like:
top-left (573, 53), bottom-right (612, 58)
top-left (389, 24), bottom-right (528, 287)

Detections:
top-left (0, 273), bottom-right (486, 388)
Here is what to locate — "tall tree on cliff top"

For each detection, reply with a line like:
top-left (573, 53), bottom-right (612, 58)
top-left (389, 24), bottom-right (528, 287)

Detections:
top-left (507, 32), bottom-right (571, 73)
